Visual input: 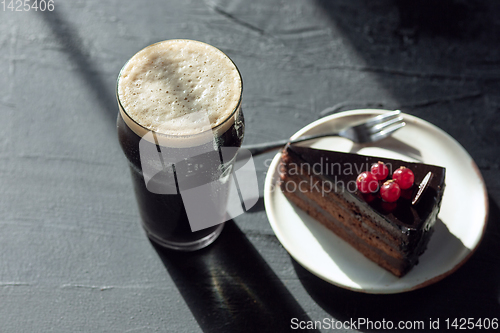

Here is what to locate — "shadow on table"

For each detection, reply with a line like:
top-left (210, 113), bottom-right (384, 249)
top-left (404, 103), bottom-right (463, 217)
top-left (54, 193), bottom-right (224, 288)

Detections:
top-left (152, 221), bottom-right (318, 333)
top-left (294, 196), bottom-right (500, 333)
top-left (311, 0), bottom-right (500, 131)
top-left (37, 10), bottom-right (118, 124)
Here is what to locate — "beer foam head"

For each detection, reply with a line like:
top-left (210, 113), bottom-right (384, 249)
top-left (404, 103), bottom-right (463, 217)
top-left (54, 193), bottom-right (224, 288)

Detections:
top-left (117, 40), bottom-right (242, 138)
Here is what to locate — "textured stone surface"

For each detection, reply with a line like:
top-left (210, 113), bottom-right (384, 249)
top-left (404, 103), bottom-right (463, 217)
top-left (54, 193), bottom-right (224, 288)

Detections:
top-left (0, 0), bottom-right (499, 332)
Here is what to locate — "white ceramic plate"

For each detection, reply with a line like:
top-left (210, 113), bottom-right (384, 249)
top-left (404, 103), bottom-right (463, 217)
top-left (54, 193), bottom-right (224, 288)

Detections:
top-left (264, 109), bottom-right (488, 294)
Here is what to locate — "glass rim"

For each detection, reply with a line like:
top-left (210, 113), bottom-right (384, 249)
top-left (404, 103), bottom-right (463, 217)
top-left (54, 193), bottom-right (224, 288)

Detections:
top-left (116, 39), bottom-right (243, 139)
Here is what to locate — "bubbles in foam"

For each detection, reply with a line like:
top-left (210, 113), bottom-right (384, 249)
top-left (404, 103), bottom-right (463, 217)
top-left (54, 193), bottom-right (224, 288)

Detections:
top-left (118, 40), bottom-right (241, 136)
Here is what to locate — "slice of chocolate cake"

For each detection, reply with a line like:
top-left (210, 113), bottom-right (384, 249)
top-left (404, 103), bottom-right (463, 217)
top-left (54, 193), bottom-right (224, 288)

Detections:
top-left (279, 144), bottom-right (446, 277)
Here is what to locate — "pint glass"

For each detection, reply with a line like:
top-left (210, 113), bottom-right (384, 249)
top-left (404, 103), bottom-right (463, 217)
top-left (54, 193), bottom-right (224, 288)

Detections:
top-left (116, 40), bottom-right (244, 251)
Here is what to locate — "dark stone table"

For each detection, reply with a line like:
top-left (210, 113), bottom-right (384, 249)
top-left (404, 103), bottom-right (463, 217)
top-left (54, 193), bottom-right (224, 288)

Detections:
top-left (1, 0), bottom-right (499, 332)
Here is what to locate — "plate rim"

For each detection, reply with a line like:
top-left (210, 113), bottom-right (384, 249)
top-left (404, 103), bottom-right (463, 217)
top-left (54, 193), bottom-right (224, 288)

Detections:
top-left (263, 109), bottom-right (489, 294)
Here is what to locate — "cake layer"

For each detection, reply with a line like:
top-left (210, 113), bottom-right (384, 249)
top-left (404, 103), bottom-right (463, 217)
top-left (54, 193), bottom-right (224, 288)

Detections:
top-left (283, 188), bottom-right (415, 276)
top-left (280, 168), bottom-right (405, 260)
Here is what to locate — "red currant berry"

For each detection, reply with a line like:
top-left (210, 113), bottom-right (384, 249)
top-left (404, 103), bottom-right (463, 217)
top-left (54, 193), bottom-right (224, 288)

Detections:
top-left (380, 180), bottom-right (401, 203)
top-left (356, 172), bottom-right (379, 194)
top-left (371, 161), bottom-right (389, 180)
top-left (393, 166), bottom-right (415, 190)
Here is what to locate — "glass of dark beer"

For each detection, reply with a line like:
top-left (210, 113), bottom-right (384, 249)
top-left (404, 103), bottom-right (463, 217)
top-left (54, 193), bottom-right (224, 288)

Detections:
top-left (116, 40), bottom-right (244, 251)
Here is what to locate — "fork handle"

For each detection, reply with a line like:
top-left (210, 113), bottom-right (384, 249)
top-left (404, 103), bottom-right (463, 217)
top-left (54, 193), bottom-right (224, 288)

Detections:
top-left (241, 132), bottom-right (339, 156)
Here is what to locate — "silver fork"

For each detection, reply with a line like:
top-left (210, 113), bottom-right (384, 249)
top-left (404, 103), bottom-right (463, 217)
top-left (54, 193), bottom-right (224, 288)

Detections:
top-left (241, 110), bottom-right (406, 156)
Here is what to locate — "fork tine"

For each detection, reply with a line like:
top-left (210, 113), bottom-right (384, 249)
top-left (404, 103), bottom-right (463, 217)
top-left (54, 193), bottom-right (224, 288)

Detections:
top-left (358, 110), bottom-right (401, 128)
top-left (369, 121), bottom-right (406, 142)
top-left (368, 115), bottom-right (404, 133)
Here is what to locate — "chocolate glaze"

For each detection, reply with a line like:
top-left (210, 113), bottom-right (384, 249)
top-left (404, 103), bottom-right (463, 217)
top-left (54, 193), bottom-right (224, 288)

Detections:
top-left (284, 145), bottom-right (446, 247)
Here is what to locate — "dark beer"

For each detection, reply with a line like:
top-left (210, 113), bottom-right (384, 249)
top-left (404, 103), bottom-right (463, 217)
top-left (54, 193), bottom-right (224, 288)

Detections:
top-left (116, 40), bottom-right (244, 251)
